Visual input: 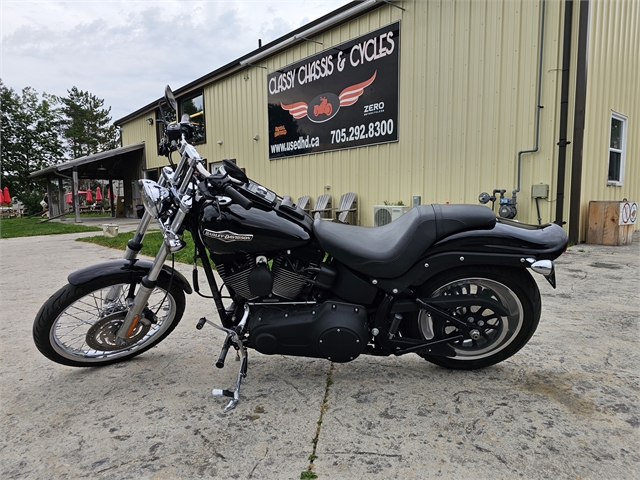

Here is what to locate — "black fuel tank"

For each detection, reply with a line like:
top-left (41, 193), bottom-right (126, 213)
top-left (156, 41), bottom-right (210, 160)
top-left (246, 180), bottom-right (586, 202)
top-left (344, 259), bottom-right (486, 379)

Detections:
top-left (199, 202), bottom-right (313, 255)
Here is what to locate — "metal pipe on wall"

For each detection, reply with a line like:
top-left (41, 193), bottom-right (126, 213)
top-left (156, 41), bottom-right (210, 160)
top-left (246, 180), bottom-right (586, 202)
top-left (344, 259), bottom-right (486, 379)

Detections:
top-left (568, 0), bottom-right (590, 244)
top-left (554, 0), bottom-right (574, 227)
top-left (513, 0), bottom-right (547, 196)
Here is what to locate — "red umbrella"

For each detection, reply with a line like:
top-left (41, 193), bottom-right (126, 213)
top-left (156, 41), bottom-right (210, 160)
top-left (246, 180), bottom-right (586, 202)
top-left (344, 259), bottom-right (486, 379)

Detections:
top-left (0, 189), bottom-right (4, 205)
top-left (86, 190), bottom-right (93, 202)
top-left (95, 187), bottom-right (103, 201)
top-left (106, 188), bottom-right (112, 199)
top-left (66, 192), bottom-right (72, 204)
top-left (3, 186), bottom-right (10, 205)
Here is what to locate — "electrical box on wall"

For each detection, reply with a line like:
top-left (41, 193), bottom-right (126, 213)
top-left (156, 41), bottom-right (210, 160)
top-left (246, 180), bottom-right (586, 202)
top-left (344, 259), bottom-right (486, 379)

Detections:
top-left (532, 183), bottom-right (549, 199)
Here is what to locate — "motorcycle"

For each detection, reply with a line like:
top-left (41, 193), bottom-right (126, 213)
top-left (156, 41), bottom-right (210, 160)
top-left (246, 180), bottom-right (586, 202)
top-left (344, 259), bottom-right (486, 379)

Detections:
top-left (33, 86), bottom-right (568, 412)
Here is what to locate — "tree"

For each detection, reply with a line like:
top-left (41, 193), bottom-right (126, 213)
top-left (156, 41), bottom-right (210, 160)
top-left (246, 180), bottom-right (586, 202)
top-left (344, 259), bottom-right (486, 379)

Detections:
top-left (0, 79), bottom-right (65, 207)
top-left (59, 87), bottom-right (119, 158)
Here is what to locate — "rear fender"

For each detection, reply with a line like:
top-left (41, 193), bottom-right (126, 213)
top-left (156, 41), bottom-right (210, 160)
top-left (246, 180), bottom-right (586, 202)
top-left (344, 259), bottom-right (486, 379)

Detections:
top-left (425, 218), bottom-right (569, 259)
top-left (68, 259), bottom-right (193, 294)
top-left (374, 220), bottom-right (568, 293)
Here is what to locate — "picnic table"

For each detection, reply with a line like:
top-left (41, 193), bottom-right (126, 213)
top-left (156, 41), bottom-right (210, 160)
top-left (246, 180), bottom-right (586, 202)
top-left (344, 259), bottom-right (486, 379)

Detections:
top-left (0, 207), bottom-right (22, 218)
top-left (79, 205), bottom-right (106, 214)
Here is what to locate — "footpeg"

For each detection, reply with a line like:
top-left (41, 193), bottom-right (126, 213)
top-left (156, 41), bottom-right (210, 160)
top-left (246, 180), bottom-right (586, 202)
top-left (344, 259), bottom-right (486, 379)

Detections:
top-left (212, 389), bottom-right (235, 398)
top-left (215, 334), bottom-right (232, 368)
top-left (388, 313), bottom-right (403, 339)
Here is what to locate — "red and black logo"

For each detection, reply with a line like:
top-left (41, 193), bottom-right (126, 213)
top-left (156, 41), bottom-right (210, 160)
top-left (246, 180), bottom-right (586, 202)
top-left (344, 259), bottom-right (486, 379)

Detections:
top-left (280, 71), bottom-right (376, 124)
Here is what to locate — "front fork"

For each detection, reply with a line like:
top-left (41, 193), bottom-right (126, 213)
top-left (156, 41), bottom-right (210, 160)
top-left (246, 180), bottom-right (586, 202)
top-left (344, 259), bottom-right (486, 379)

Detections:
top-left (115, 242), bottom-right (171, 345)
top-left (114, 176), bottom-right (191, 345)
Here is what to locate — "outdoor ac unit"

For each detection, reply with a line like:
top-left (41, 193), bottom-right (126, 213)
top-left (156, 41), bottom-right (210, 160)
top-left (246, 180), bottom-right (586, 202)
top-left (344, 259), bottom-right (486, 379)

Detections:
top-left (373, 205), bottom-right (410, 226)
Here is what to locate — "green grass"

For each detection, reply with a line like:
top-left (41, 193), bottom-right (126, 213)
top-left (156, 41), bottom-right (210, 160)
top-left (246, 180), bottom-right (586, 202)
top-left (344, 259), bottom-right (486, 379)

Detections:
top-left (77, 229), bottom-right (198, 265)
top-left (0, 216), bottom-right (206, 266)
top-left (0, 216), bottom-right (102, 239)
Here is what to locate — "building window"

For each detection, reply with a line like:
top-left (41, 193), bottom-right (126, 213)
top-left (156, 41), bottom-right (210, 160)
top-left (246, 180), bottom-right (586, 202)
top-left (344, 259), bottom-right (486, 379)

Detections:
top-left (608, 112), bottom-right (627, 185)
top-left (180, 92), bottom-right (206, 144)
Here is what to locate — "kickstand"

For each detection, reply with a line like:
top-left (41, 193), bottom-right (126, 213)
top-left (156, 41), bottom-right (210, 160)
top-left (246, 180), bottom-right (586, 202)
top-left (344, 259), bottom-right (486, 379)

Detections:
top-left (212, 342), bottom-right (247, 413)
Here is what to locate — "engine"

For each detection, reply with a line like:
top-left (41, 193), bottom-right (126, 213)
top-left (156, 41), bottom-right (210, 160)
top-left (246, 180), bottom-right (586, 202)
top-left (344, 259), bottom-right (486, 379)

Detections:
top-left (217, 253), bottom-right (317, 301)
top-left (218, 253), bottom-right (369, 363)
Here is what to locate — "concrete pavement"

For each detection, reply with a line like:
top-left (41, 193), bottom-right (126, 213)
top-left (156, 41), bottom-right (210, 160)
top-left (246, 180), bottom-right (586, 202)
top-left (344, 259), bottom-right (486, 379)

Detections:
top-left (0, 229), bottom-right (638, 479)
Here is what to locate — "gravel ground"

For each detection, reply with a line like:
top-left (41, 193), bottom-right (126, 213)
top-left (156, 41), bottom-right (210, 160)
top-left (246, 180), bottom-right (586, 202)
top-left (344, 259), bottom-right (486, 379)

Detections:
top-left (0, 227), bottom-right (638, 479)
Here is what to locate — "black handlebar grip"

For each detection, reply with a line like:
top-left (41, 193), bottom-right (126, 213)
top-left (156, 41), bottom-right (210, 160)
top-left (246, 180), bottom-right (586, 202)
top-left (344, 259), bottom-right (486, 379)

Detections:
top-left (223, 185), bottom-right (253, 210)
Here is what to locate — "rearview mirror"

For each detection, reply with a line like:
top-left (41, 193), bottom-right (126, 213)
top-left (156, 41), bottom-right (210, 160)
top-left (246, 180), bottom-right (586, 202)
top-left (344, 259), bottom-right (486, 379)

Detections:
top-left (223, 159), bottom-right (248, 184)
top-left (164, 85), bottom-right (177, 111)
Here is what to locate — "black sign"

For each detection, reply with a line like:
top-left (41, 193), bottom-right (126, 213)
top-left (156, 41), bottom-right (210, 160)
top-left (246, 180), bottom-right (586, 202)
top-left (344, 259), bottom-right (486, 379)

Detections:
top-left (268, 21), bottom-right (400, 159)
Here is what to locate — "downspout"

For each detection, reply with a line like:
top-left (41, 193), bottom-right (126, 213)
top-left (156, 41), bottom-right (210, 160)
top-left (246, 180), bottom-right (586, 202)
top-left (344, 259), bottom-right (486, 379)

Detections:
top-left (554, 0), bottom-right (573, 226)
top-left (568, 0), bottom-right (590, 243)
top-left (514, 0), bottom-right (547, 196)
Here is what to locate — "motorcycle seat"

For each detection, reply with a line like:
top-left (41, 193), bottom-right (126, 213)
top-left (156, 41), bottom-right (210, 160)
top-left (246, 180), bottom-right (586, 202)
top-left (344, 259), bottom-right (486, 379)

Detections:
top-left (313, 204), bottom-right (496, 279)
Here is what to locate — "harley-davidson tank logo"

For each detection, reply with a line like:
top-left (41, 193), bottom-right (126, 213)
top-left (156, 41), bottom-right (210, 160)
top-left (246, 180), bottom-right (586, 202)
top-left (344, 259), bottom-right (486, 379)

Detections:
top-left (280, 71), bottom-right (377, 123)
top-left (203, 230), bottom-right (253, 243)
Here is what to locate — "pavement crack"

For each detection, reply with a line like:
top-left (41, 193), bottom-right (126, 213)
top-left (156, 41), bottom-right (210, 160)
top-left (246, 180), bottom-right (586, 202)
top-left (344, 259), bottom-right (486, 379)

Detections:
top-left (248, 446), bottom-right (268, 478)
top-left (301, 362), bottom-right (334, 479)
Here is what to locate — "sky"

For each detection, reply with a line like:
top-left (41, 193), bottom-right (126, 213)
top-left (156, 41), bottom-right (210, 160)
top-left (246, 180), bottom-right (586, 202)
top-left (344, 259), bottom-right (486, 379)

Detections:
top-left (1, 0), bottom-right (349, 121)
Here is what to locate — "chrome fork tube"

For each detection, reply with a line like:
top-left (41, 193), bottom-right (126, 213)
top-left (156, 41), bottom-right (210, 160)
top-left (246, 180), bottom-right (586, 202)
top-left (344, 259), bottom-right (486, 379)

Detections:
top-left (123, 212), bottom-right (152, 260)
top-left (123, 175), bottom-right (168, 261)
top-left (115, 242), bottom-right (171, 344)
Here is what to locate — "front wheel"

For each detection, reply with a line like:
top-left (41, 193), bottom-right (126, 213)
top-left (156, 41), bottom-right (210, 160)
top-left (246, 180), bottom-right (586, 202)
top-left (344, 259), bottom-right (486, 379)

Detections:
top-left (401, 266), bottom-right (541, 369)
top-left (33, 273), bottom-right (186, 367)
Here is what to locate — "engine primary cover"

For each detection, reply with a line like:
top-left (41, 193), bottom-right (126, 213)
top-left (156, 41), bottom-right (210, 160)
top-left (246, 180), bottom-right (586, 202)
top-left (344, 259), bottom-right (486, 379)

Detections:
top-left (249, 301), bottom-right (369, 362)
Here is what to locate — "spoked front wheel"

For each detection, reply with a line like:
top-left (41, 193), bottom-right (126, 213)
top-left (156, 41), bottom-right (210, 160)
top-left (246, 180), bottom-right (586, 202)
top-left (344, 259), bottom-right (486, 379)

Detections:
top-left (33, 274), bottom-right (185, 367)
top-left (401, 266), bottom-right (541, 369)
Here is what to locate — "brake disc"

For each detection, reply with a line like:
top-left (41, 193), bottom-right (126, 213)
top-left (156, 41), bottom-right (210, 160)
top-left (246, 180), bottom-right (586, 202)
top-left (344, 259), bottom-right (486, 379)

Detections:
top-left (85, 312), bottom-right (151, 351)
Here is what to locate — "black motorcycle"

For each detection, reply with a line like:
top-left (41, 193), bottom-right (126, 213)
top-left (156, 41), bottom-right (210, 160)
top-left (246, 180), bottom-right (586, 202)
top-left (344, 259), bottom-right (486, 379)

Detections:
top-left (33, 86), bottom-right (568, 412)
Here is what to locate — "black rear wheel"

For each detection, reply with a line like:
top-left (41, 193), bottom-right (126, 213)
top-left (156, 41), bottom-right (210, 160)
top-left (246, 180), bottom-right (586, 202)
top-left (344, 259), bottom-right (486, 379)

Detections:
top-left (401, 266), bottom-right (541, 369)
top-left (33, 273), bottom-right (185, 367)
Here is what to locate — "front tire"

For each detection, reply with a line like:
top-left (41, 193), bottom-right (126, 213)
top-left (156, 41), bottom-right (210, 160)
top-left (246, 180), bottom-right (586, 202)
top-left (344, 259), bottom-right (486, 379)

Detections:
top-left (401, 266), bottom-right (541, 369)
top-left (33, 273), bottom-right (186, 367)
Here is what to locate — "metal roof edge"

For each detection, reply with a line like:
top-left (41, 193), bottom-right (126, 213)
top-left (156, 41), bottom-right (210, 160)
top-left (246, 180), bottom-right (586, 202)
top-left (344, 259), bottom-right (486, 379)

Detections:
top-left (30, 142), bottom-right (146, 178)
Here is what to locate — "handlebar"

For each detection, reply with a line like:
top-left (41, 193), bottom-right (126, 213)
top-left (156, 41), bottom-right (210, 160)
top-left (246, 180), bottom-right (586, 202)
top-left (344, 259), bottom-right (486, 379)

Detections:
top-left (223, 184), bottom-right (253, 210)
top-left (194, 162), bottom-right (253, 210)
top-left (174, 134), bottom-right (253, 210)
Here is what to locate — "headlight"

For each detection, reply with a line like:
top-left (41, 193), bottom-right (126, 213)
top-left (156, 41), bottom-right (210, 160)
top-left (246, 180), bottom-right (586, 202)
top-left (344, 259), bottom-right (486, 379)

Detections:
top-left (139, 179), bottom-right (171, 219)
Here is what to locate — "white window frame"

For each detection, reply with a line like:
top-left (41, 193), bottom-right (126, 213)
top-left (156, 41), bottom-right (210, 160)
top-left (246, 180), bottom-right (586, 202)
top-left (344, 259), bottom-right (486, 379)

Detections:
top-left (607, 111), bottom-right (627, 186)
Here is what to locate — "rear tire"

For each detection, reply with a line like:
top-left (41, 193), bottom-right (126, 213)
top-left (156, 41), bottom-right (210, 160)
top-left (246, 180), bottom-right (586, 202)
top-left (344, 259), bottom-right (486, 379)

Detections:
top-left (33, 273), bottom-right (185, 367)
top-left (401, 266), bottom-right (541, 370)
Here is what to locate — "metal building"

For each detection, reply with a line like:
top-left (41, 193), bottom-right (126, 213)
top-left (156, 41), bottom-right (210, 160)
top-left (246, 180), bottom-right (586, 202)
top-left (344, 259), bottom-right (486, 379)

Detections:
top-left (115, 0), bottom-right (639, 242)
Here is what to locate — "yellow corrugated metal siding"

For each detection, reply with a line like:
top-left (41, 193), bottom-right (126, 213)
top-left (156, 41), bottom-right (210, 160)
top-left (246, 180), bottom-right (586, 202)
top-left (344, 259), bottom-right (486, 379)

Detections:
top-left (580, 0), bottom-right (640, 238)
top-left (231, 0), bottom-right (567, 227)
top-left (119, 0), bottom-right (637, 237)
top-left (120, 117), bottom-right (154, 168)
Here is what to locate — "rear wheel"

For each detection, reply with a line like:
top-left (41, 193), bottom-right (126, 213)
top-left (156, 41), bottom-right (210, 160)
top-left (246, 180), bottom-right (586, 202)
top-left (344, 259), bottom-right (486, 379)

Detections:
top-left (33, 274), bottom-right (185, 367)
top-left (401, 266), bottom-right (541, 369)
